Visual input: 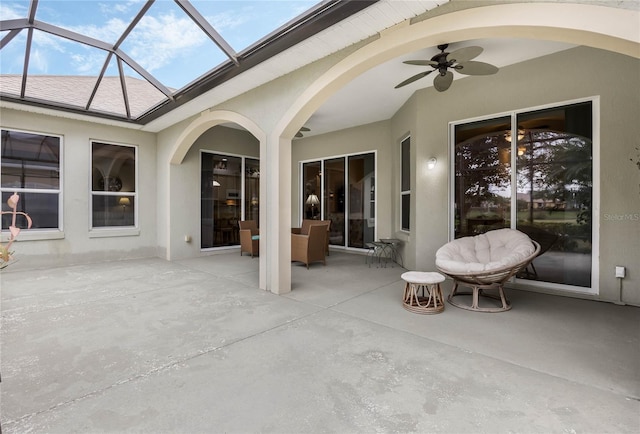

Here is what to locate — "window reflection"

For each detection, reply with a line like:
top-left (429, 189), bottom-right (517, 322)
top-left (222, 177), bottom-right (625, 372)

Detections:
top-left (400, 136), bottom-right (411, 231)
top-left (515, 103), bottom-right (593, 287)
top-left (454, 116), bottom-right (512, 238)
top-left (453, 102), bottom-right (593, 289)
top-left (324, 158), bottom-right (345, 246)
top-left (348, 153), bottom-right (375, 248)
top-left (201, 153), bottom-right (257, 249)
top-left (1, 129), bottom-right (61, 230)
top-left (245, 158), bottom-right (260, 223)
top-left (303, 162), bottom-right (322, 221)
top-left (91, 142), bottom-right (136, 228)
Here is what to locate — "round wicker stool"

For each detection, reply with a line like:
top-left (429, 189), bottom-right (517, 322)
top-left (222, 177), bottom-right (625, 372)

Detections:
top-left (401, 271), bottom-right (446, 314)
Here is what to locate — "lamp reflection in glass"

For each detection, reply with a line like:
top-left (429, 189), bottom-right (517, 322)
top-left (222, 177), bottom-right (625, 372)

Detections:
top-left (118, 197), bottom-right (130, 218)
top-left (306, 193), bottom-right (320, 219)
top-left (212, 180), bottom-right (220, 187)
top-left (427, 157), bottom-right (437, 170)
top-left (505, 128), bottom-right (525, 143)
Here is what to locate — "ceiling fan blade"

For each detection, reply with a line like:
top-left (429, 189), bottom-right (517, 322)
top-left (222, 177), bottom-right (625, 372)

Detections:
top-left (295, 132), bottom-right (303, 138)
top-left (447, 46), bottom-right (483, 63)
top-left (299, 127), bottom-right (310, 132)
top-left (394, 70), bottom-right (433, 89)
top-left (403, 60), bottom-right (438, 67)
top-left (456, 61), bottom-right (499, 76)
top-left (433, 71), bottom-right (453, 92)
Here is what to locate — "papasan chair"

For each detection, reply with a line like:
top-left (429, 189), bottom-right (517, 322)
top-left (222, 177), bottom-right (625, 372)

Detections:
top-left (436, 228), bottom-right (540, 312)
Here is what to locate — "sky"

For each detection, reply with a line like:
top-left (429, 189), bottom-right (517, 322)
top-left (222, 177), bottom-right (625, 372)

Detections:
top-left (0, 0), bottom-right (318, 90)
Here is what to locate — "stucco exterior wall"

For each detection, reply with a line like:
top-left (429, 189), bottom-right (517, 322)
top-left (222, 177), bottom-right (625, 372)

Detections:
top-left (168, 126), bottom-right (259, 261)
top-left (388, 93), bottom-right (420, 268)
top-left (1, 109), bottom-right (158, 270)
top-left (155, 116), bottom-right (195, 262)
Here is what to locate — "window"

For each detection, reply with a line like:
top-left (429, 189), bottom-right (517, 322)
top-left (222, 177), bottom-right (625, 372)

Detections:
top-left (91, 141), bottom-right (136, 228)
top-left (452, 100), bottom-right (596, 292)
top-left (400, 136), bottom-right (410, 231)
top-left (244, 158), bottom-right (260, 223)
top-left (1, 128), bottom-right (62, 231)
top-left (201, 152), bottom-right (258, 249)
top-left (301, 151), bottom-right (376, 249)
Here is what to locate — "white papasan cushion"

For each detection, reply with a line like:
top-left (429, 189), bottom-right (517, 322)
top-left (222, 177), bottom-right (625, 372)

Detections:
top-left (435, 229), bottom-right (535, 273)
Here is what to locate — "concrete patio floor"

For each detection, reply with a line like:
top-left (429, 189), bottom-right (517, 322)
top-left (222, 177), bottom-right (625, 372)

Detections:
top-left (1, 251), bottom-right (638, 433)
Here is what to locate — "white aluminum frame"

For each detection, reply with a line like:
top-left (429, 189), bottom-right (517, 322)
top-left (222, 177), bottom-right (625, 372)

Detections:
top-left (448, 96), bottom-right (600, 295)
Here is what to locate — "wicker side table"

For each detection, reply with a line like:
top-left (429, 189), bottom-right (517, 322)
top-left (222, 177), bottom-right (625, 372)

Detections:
top-left (401, 271), bottom-right (446, 314)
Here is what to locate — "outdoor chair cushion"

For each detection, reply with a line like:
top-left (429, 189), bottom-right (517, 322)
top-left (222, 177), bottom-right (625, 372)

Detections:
top-left (435, 228), bottom-right (536, 274)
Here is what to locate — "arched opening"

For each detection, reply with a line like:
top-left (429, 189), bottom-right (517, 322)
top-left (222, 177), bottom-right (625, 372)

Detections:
top-left (274, 2), bottom-right (638, 295)
top-left (279, 2), bottom-right (638, 139)
top-left (168, 110), bottom-right (267, 289)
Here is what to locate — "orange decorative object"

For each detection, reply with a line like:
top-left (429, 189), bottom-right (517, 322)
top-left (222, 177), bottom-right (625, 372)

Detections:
top-left (1, 192), bottom-right (33, 269)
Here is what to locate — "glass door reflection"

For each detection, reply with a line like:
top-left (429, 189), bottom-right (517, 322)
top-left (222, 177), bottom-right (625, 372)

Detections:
top-left (324, 158), bottom-right (345, 246)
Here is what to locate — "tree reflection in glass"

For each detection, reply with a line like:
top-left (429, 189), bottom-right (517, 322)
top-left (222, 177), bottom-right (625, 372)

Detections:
top-left (454, 101), bottom-right (593, 288)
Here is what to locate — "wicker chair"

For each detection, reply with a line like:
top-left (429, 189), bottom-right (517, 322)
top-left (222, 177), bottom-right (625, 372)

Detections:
top-left (291, 224), bottom-right (327, 269)
top-left (436, 228), bottom-right (540, 312)
top-left (292, 219), bottom-right (331, 255)
top-left (239, 220), bottom-right (259, 257)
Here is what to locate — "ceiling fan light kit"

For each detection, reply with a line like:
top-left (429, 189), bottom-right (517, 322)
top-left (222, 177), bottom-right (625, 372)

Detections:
top-left (395, 43), bottom-right (499, 92)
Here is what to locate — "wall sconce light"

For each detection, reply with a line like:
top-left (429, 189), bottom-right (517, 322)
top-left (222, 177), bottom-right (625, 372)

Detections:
top-left (427, 157), bottom-right (437, 170)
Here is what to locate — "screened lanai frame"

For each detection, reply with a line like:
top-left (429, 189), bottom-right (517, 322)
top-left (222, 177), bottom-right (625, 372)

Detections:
top-left (0, 0), bottom-right (376, 124)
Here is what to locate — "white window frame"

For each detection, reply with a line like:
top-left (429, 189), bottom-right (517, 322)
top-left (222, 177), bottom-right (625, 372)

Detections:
top-left (200, 150), bottom-right (258, 251)
top-left (400, 135), bottom-right (411, 232)
top-left (89, 140), bottom-right (139, 237)
top-left (0, 127), bottom-right (64, 241)
top-left (448, 96), bottom-right (600, 295)
top-left (298, 150), bottom-right (377, 251)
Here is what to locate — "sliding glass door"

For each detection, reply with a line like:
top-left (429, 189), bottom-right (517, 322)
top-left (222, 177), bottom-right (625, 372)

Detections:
top-left (348, 153), bottom-right (375, 248)
top-left (452, 100), bottom-right (595, 291)
top-left (514, 103), bottom-right (593, 288)
top-left (301, 152), bottom-right (375, 249)
top-left (201, 152), bottom-right (258, 249)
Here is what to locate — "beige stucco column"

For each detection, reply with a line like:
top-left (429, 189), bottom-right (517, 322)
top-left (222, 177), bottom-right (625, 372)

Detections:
top-left (261, 133), bottom-right (292, 294)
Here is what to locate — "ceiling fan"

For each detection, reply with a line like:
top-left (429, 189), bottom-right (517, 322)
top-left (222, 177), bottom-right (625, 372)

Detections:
top-left (395, 44), bottom-right (499, 92)
top-left (295, 126), bottom-right (310, 138)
